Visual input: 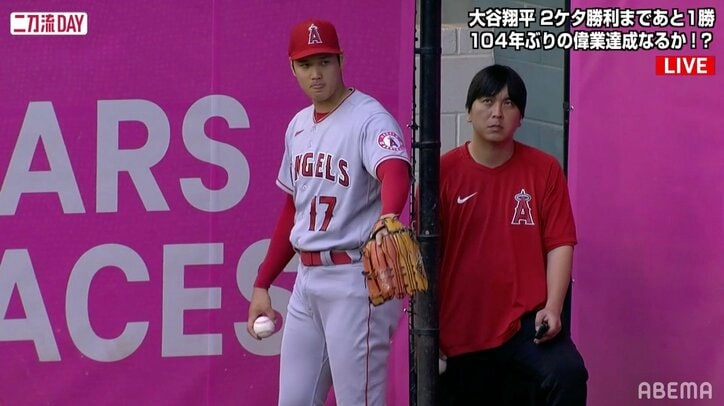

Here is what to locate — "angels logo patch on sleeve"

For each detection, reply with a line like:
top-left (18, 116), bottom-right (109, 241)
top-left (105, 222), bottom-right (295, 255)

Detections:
top-left (377, 131), bottom-right (404, 151)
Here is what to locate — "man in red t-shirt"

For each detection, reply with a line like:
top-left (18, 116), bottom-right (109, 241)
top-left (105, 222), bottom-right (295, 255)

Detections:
top-left (438, 64), bottom-right (587, 405)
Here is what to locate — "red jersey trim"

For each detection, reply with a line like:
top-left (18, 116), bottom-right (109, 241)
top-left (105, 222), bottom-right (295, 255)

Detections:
top-left (276, 178), bottom-right (294, 195)
top-left (312, 88), bottom-right (356, 124)
top-left (372, 156), bottom-right (409, 181)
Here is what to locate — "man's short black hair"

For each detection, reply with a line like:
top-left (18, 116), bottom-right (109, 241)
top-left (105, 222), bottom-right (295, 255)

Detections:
top-left (465, 64), bottom-right (527, 117)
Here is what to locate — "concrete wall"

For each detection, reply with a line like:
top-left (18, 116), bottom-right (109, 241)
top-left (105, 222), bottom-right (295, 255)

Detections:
top-left (430, 0), bottom-right (566, 164)
top-left (439, 25), bottom-right (494, 153)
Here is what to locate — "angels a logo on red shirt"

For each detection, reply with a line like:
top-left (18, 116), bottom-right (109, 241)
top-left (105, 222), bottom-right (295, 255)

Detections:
top-left (377, 131), bottom-right (404, 151)
top-left (511, 188), bottom-right (535, 225)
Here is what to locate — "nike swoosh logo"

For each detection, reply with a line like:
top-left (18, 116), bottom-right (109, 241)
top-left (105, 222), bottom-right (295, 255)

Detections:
top-left (294, 130), bottom-right (305, 136)
top-left (456, 193), bottom-right (477, 204)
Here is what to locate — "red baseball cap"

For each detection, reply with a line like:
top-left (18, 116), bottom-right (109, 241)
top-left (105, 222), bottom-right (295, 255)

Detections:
top-left (288, 19), bottom-right (343, 60)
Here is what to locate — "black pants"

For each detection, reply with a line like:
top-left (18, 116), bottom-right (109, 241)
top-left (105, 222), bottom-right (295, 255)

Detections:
top-left (439, 313), bottom-right (588, 406)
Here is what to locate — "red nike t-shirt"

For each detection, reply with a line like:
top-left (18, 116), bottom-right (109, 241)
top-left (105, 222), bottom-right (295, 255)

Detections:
top-left (438, 141), bottom-right (576, 356)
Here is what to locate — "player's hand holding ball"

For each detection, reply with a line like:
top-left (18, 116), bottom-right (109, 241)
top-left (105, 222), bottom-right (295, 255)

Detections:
top-left (253, 316), bottom-right (276, 339)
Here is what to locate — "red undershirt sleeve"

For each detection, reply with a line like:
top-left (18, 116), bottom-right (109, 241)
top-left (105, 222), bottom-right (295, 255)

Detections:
top-left (376, 159), bottom-right (411, 216)
top-left (253, 194), bottom-right (296, 289)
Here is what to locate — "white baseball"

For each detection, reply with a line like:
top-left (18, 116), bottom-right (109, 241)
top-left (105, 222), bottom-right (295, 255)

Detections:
top-left (253, 316), bottom-right (276, 339)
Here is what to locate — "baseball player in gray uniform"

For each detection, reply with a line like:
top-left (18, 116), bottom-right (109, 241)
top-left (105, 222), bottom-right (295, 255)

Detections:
top-left (246, 19), bottom-right (411, 405)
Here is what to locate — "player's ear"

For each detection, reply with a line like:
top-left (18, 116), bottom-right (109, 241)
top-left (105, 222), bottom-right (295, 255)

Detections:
top-left (338, 54), bottom-right (344, 68)
top-left (290, 60), bottom-right (297, 77)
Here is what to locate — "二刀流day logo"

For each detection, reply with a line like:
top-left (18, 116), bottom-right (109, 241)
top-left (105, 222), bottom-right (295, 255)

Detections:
top-left (11, 12), bottom-right (87, 35)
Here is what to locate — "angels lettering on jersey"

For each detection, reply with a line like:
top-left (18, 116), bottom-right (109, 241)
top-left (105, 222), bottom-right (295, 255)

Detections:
top-left (511, 188), bottom-right (534, 225)
top-left (294, 152), bottom-right (350, 187)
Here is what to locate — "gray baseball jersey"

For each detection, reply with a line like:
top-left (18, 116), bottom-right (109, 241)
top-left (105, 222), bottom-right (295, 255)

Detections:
top-left (276, 89), bottom-right (409, 251)
top-left (275, 88), bottom-right (407, 405)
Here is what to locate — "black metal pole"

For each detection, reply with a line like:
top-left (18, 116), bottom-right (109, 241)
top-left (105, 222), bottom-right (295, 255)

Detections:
top-left (412, 0), bottom-right (441, 404)
top-left (561, 0), bottom-right (573, 337)
top-left (563, 0), bottom-right (571, 176)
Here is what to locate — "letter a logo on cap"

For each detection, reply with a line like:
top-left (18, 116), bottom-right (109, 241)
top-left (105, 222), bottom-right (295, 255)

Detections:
top-left (289, 19), bottom-right (341, 60)
top-left (308, 23), bottom-right (323, 45)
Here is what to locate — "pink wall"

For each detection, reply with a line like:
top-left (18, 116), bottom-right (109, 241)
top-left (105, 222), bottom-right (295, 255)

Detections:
top-left (569, 1), bottom-right (723, 404)
top-left (0, 1), bottom-right (413, 405)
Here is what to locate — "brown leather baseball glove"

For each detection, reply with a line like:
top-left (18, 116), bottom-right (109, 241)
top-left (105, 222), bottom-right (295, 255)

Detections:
top-left (362, 216), bottom-right (428, 306)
